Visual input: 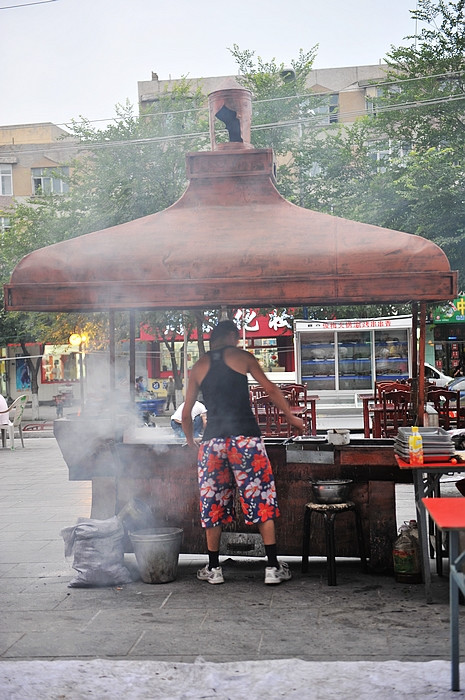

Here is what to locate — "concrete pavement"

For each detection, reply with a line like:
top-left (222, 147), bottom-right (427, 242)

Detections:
top-left (0, 435), bottom-right (464, 698)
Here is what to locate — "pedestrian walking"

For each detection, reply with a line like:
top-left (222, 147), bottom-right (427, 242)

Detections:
top-left (165, 377), bottom-right (176, 411)
top-left (182, 320), bottom-right (303, 585)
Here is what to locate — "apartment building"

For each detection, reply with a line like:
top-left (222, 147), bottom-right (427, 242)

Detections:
top-left (0, 122), bottom-right (79, 232)
top-left (138, 63), bottom-right (388, 124)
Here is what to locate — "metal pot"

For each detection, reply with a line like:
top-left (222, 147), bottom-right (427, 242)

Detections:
top-left (311, 479), bottom-right (353, 504)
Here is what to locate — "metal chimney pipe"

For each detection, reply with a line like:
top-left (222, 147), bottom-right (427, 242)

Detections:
top-left (208, 86), bottom-right (253, 151)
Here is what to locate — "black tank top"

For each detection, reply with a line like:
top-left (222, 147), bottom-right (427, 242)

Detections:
top-left (200, 347), bottom-right (260, 440)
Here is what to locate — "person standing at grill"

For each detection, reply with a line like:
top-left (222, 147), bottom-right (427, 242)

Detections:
top-left (182, 320), bottom-right (303, 585)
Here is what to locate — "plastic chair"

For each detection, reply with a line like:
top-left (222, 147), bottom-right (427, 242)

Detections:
top-left (0, 395), bottom-right (27, 449)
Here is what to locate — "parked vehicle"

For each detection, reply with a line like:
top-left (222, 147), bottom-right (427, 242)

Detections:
top-left (424, 362), bottom-right (453, 387)
top-left (447, 376), bottom-right (465, 398)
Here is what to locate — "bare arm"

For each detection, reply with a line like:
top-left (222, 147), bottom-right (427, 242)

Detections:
top-left (181, 356), bottom-right (209, 447)
top-left (181, 381), bottom-right (198, 447)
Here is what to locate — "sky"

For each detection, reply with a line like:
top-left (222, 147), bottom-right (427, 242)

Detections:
top-left (1, 0), bottom-right (421, 129)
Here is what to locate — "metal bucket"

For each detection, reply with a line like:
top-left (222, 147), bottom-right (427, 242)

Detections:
top-left (129, 528), bottom-right (183, 584)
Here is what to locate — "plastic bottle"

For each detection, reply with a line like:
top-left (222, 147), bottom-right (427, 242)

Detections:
top-left (392, 524), bottom-right (422, 583)
top-left (408, 426), bottom-right (423, 465)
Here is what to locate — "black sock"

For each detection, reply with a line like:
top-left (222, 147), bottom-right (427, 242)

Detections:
top-left (208, 549), bottom-right (220, 569)
top-left (265, 543), bottom-right (279, 568)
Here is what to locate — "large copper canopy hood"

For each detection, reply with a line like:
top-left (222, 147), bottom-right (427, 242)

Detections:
top-left (4, 86), bottom-right (457, 313)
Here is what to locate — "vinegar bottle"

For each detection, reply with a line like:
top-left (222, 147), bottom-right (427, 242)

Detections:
top-left (408, 426), bottom-right (423, 465)
top-left (393, 524), bottom-right (421, 583)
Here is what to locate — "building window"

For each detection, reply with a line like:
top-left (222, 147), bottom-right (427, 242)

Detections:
top-left (313, 94), bottom-right (339, 125)
top-left (31, 166), bottom-right (69, 195)
top-left (368, 146), bottom-right (390, 173)
top-left (368, 139), bottom-right (411, 172)
top-left (328, 94), bottom-right (339, 123)
top-left (0, 164), bottom-right (13, 195)
top-left (0, 216), bottom-right (10, 233)
top-left (366, 84), bottom-right (402, 117)
top-left (366, 86), bottom-right (382, 116)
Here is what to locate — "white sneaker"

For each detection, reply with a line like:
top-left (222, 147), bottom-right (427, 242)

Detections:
top-left (197, 565), bottom-right (224, 585)
top-left (265, 562), bottom-right (292, 585)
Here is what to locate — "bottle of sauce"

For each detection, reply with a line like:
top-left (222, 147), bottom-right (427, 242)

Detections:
top-left (408, 426), bottom-right (423, 465)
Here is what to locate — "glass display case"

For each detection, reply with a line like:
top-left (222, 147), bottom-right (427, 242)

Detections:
top-left (338, 330), bottom-right (372, 390)
top-left (295, 317), bottom-right (411, 394)
top-left (373, 330), bottom-right (409, 382)
top-left (300, 331), bottom-right (336, 390)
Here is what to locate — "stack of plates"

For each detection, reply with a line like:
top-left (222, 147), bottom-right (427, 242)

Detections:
top-left (394, 426), bottom-right (455, 463)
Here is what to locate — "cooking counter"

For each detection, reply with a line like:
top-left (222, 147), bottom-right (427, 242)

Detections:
top-left (54, 419), bottom-right (407, 572)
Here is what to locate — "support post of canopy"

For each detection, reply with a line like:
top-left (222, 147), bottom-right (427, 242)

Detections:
top-left (129, 310), bottom-right (136, 402)
top-left (418, 302), bottom-right (427, 426)
top-left (109, 309), bottom-right (115, 393)
top-left (411, 302), bottom-right (419, 418)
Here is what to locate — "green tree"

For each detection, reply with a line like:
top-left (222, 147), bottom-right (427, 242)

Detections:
top-left (375, 0), bottom-right (465, 151)
top-left (142, 309), bottom-right (219, 391)
top-left (229, 44), bottom-right (327, 201)
top-left (56, 84), bottom-right (209, 236)
top-left (388, 146), bottom-right (465, 274)
top-left (370, 0), bottom-right (465, 280)
top-left (290, 2), bottom-right (465, 285)
top-left (0, 82), bottom-right (210, 412)
top-left (294, 119), bottom-right (386, 219)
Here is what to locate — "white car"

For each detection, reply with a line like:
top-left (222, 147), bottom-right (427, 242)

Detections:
top-left (424, 362), bottom-right (453, 387)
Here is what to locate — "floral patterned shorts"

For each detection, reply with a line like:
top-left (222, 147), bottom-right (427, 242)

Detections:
top-left (197, 435), bottom-right (280, 528)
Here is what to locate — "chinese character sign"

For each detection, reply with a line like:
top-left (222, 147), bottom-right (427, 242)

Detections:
top-left (234, 309), bottom-right (261, 332)
top-left (268, 310), bottom-right (292, 332)
top-left (433, 298), bottom-right (465, 323)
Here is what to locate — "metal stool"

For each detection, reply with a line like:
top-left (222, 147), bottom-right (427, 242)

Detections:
top-left (301, 501), bottom-right (367, 586)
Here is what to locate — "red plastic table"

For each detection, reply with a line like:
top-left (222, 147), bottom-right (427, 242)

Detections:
top-left (422, 497), bottom-right (465, 691)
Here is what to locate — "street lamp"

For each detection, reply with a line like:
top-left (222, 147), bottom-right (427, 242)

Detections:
top-left (69, 333), bottom-right (86, 411)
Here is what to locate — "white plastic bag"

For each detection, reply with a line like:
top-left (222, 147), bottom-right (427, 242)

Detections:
top-left (61, 516), bottom-right (132, 588)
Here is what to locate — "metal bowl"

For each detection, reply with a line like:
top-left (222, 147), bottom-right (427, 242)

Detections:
top-left (311, 479), bottom-right (353, 504)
